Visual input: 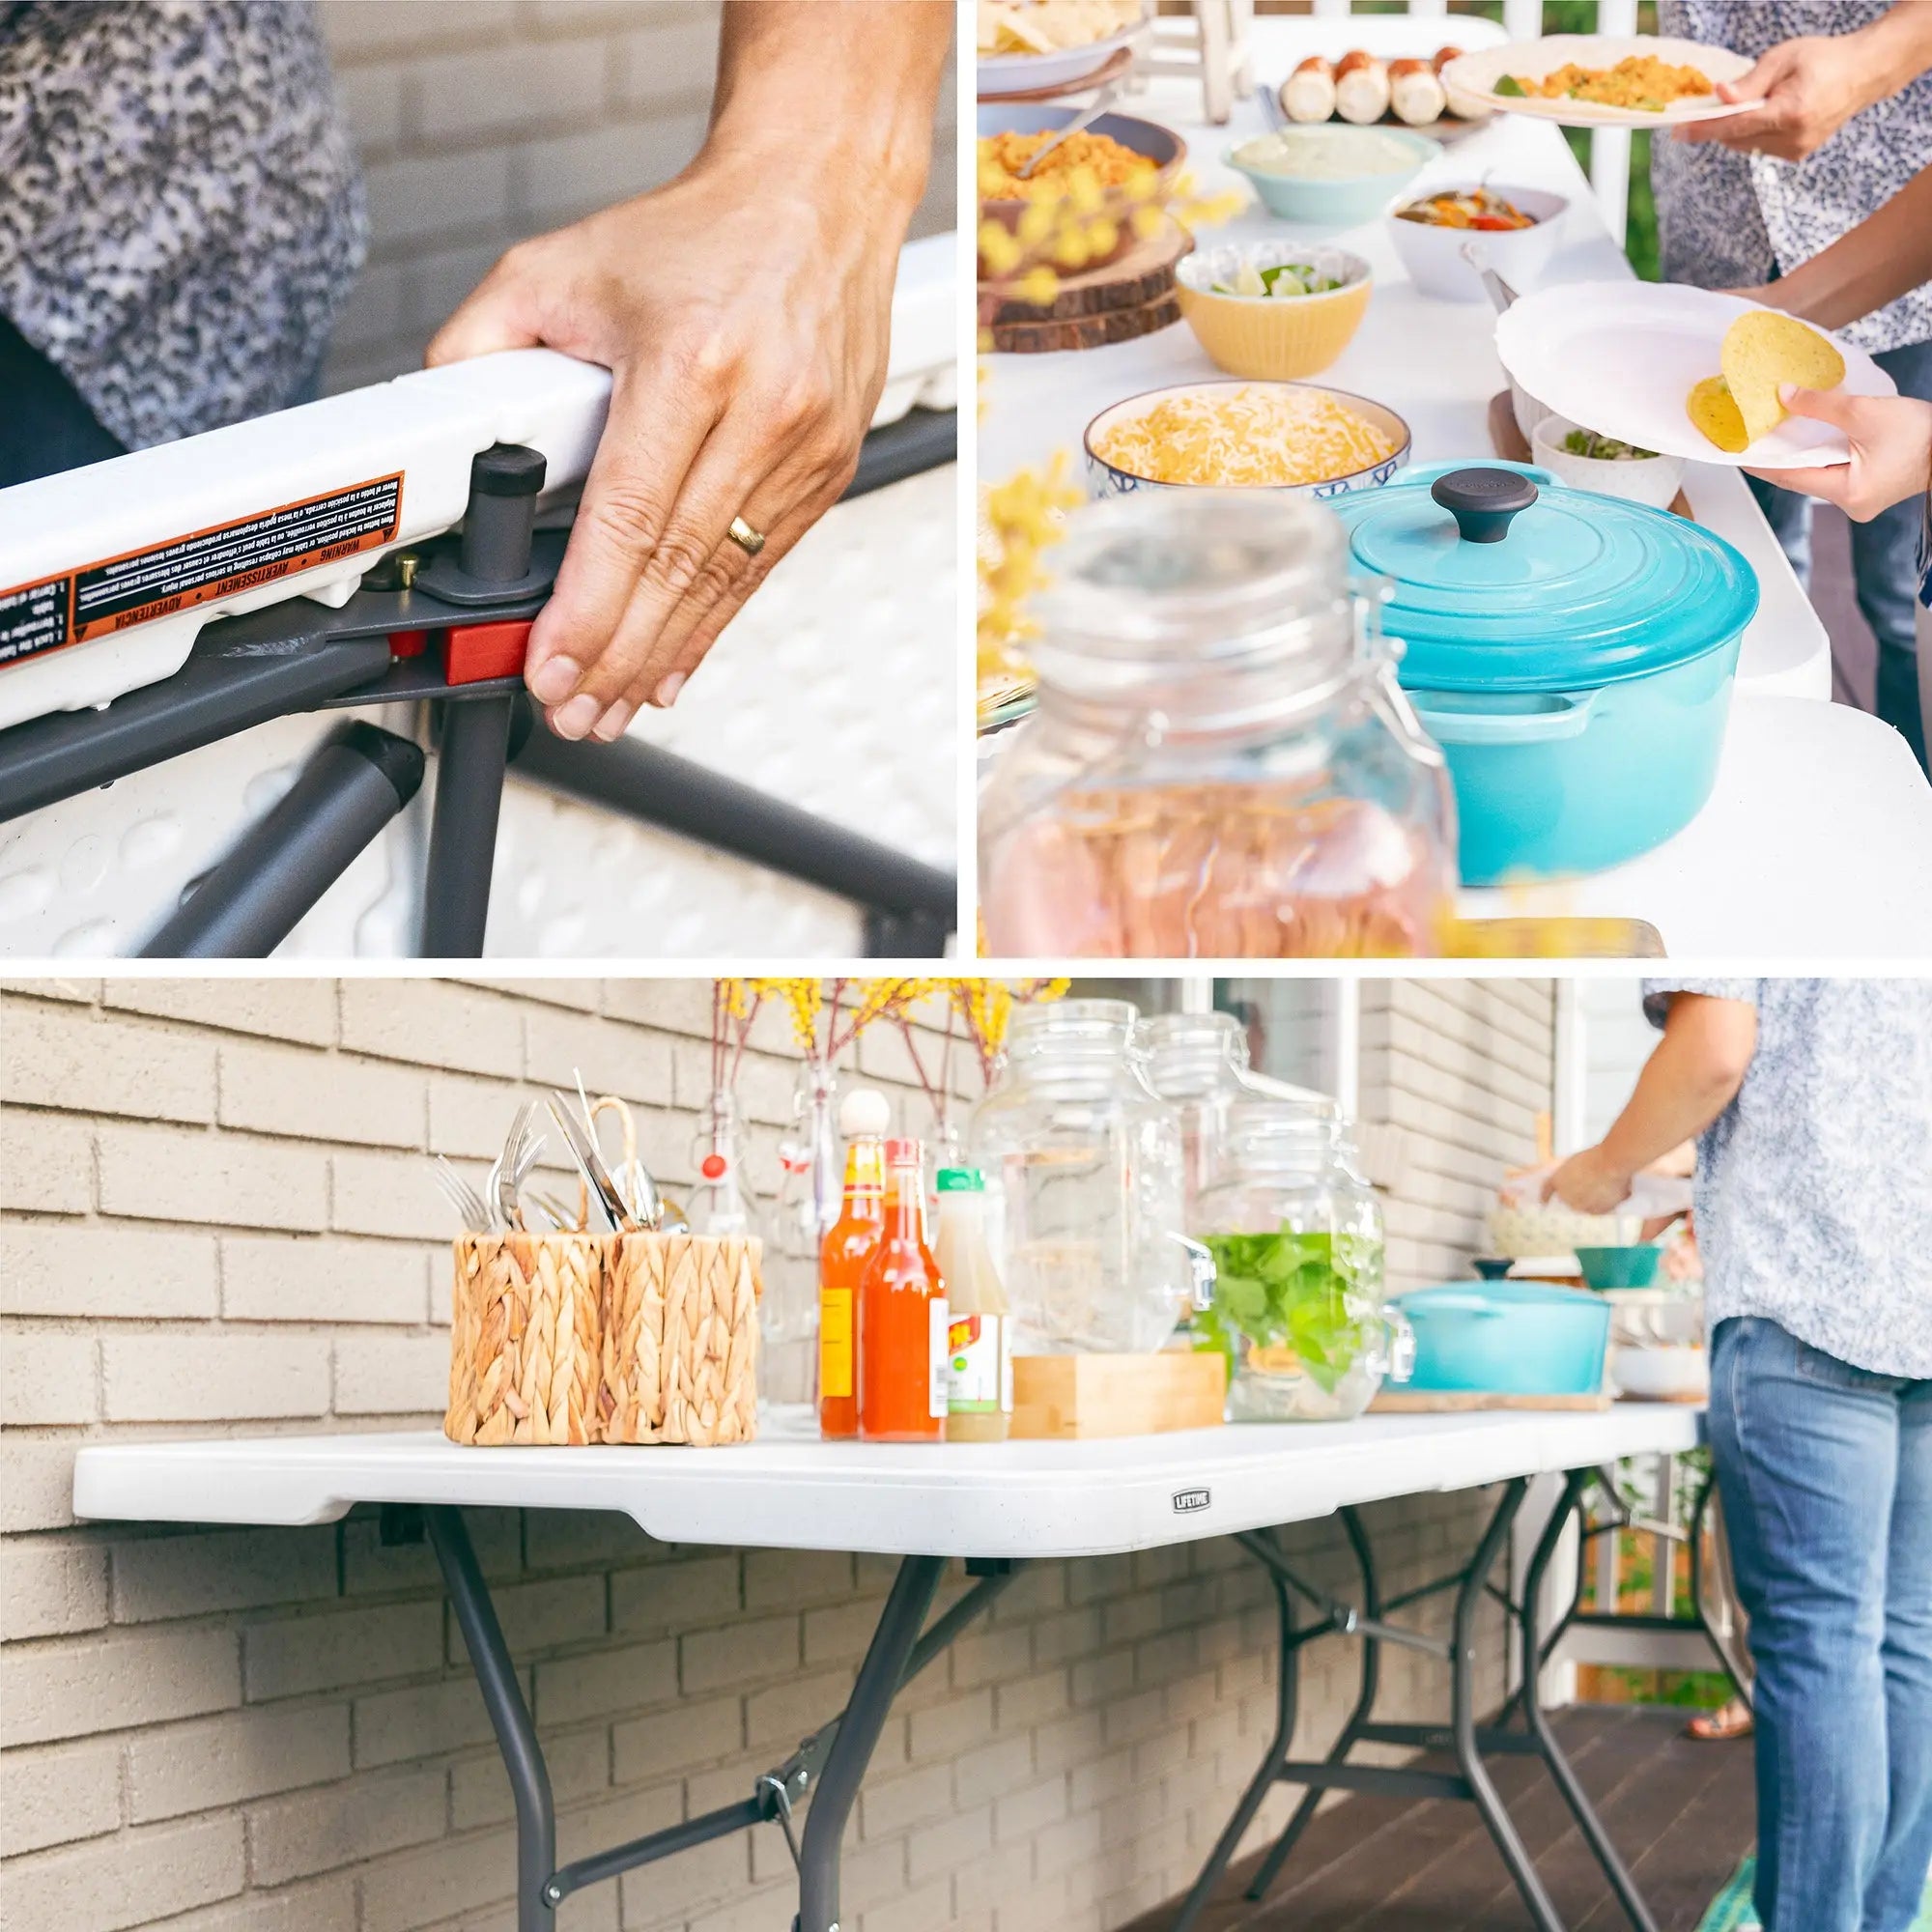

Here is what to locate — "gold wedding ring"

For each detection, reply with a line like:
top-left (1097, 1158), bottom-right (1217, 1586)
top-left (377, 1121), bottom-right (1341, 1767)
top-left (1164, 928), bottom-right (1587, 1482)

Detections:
top-left (726, 514), bottom-right (766, 557)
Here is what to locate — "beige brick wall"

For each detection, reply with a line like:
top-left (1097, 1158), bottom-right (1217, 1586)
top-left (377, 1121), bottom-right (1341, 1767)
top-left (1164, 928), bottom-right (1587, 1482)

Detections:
top-left (316, 0), bottom-right (959, 393)
top-left (0, 978), bottom-right (1537, 1932)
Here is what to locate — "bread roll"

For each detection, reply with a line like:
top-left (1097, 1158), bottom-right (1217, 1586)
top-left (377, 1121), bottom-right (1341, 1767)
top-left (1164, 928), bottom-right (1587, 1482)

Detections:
top-left (1281, 53), bottom-right (1336, 124)
top-left (1334, 51), bottom-right (1390, 125)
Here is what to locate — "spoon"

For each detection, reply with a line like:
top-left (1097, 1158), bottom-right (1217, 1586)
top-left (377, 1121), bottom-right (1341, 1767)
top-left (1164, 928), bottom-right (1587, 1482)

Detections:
top-left (1016, 81), bottom-right (1122, 179)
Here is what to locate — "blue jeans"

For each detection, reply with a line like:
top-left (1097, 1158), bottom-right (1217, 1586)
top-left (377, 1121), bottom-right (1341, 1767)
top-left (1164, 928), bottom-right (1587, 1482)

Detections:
top-left (1746, 336), bottom-right (1932, 775)
top-left (1708, 1317), bottom-right (1932, 1932)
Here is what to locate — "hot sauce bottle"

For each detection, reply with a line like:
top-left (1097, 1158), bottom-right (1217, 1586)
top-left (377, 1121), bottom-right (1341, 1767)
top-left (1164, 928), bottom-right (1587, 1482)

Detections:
top-left (818, 1088), bottom-right (890, 1439)
top-left (859, 1137), bottom-right (949, 1442)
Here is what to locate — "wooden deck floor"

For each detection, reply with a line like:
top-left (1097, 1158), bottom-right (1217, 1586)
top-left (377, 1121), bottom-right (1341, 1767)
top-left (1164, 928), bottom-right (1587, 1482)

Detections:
top-left (1126, 1706), bottom-right (1755, 1932)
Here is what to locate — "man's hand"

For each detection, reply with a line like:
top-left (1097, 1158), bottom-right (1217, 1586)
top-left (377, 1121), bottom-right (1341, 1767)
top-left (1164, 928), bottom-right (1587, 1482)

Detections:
top-left (1747, 386), bottom-right (1932, 521)
top-left (426, 3), bottom-right (947, 742)
top-left (1676, 36), bottom-right (1872, 160)
top-left (1541, 1146), bottom-right (1635, 1216)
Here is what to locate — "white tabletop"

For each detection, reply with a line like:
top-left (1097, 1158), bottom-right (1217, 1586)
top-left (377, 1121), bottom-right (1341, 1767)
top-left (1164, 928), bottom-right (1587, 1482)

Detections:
top-left (72, 1406), bottom-right (1703, 1560)
top-left (980, 16), bottom-right (1932, 957)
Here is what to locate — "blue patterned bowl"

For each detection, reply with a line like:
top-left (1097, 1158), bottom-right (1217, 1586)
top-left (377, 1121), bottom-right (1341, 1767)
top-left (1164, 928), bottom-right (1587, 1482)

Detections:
top-left (1082, 380), bottom-right (1411, 500)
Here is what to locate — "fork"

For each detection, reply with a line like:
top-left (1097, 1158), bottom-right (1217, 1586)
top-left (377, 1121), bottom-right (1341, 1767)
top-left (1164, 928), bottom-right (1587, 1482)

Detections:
top-left (493, 1102), bottom-right (547, 1231)
top-left (431, 1155), bottom-right (492, 1234)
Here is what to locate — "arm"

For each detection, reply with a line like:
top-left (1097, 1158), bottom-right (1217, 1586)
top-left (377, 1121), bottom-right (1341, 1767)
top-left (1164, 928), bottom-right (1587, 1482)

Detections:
top-left (1740, 161), bottom-right (1932, 331)
top-left (1542, 994), bottom-right (1757, 1214)
top-left (1676, 4), bottom-right (1932, 160)
top-left (429, 1), bottom-right (951, 740)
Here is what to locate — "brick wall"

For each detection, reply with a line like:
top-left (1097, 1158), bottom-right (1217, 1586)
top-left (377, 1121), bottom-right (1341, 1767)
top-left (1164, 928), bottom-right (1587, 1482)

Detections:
top-left (0, 979), bottom-right (1538, 1932)
top-left (316, 0), bottom-right (958, 392)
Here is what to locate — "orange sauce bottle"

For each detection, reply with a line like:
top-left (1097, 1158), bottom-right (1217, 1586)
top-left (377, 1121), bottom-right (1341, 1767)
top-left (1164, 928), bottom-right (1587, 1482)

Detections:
top-left (859, 1137), bottom-right (949, 1442)
top-left (818, 1089), bottom-right (890, 1439)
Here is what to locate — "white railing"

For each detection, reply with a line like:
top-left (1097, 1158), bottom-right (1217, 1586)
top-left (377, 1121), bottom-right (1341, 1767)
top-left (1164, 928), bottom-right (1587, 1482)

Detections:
top-left (1299, 0), bottom-right (1639, 247)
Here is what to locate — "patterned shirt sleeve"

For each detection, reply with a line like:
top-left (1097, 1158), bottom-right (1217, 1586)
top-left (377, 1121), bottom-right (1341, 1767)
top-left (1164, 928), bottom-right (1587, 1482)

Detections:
top-left (1639, 979), bottom-right (1762, 1032)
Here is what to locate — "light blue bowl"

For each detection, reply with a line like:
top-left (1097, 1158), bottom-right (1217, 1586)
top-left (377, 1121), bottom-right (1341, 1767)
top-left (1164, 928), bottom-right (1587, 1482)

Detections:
top-left (1224, 127), bottom-right (1435, 227)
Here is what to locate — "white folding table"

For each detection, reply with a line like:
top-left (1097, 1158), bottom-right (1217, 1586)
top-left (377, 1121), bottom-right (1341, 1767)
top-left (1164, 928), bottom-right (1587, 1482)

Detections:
top-left (978, 13), bottom-right (1932, 956)
top-left (74, 1405), bottom-right (1710, 1932)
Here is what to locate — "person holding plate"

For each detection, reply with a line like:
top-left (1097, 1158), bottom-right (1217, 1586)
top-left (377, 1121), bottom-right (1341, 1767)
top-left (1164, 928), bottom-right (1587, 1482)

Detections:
top-left (1654, 0), bottom-right (1932, 770)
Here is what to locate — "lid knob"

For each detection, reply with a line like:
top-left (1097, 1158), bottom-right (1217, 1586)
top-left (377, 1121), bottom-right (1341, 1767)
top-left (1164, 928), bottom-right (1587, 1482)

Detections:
top-left (1430, 468), bottom-right (1539, 545)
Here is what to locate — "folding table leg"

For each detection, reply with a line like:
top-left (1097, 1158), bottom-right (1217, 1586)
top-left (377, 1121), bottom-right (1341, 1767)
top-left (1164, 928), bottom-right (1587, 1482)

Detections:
top-left (421, 693), bottom-right (515, 956)
top-left (1454, 1479), bottom-right (1565, 1932)
top-left (1243, 1505), bottom-right (1383, 1904)
top-left (795, 1553), bottom-right (947, 1932)
top-left (1168, 1558), bottom-right (1297, 1932)
top-left (1519, 1471), bottom-right (1661, 1932)
top-left (425, 1507), bottom-right (557, 1932)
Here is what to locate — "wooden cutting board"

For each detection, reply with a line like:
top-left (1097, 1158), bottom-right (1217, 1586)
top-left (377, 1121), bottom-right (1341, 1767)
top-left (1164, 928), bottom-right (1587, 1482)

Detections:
top-left (983, 214), bottom-right (1192, 353)
top-left (1010, 1351), bottom-right (1227, 1438)
top-left (1489, 391), bottom-right (1693, 520)
top-left (1371, 1388), bottom-right (1613, 1413)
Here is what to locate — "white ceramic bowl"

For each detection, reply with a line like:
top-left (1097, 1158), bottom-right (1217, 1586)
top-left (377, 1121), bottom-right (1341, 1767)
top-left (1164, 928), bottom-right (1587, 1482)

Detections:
top-left (1531, 413), bottom-right (1687, 511)
top-left (977, 17), bottom-right (1142, 98)
top-left (1385, 184), bottom-right (1569, 303)
top-left (1610, 1344), bottom-right (1709, 1402)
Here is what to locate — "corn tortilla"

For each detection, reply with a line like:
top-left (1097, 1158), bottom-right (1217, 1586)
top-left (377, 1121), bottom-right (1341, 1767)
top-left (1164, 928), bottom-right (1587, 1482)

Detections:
top-left (1686, 374), bottom-right (1748, 454)
top-left (1720, 311), bottom-right (1845, 447)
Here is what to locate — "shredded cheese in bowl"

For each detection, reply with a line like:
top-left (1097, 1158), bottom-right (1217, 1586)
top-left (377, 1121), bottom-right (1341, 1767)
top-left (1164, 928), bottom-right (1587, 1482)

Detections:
top-left (1090, 383), bottom-right (1404, 489)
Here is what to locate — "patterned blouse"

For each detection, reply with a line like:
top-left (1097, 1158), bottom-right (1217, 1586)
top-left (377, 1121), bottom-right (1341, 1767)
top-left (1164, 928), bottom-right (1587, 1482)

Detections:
top-left (1656, 0), bottom-right (1932, 356)
top-left (0, 1), bottom-right (366, 451)
top-left (1643, 979), bottom-right (1932, 1379)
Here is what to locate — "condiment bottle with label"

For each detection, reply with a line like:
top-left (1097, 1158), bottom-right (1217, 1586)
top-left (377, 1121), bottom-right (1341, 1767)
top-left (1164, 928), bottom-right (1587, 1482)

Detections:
top-left (934, 1167), bottom-right (1011, 1443)
top-left (859, 1137), bottom-right (948, 1442)
top-left (818, 1088), bottom-right (891, 1439)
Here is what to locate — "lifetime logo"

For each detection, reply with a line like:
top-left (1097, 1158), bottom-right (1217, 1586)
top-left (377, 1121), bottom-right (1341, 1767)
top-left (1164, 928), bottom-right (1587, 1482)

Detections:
top-left (1172, 1488), bottom-right (1211, 1515)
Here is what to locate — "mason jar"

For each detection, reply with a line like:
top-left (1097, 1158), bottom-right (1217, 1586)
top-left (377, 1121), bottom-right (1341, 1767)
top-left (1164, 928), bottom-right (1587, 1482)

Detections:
top-left (1194, 1101), bottom-right (1411, 1421)
top-left (966, 1000), bottom-right (1195, 1355)
top-left (980, 491), bottom-right (1456, 958)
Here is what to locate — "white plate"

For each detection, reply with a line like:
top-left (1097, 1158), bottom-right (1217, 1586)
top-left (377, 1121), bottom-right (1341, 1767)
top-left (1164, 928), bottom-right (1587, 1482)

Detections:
top-left (1441, 34), bottom-right (1755, 129)
top-left (977, 22), bottom-right (1140, 98)
top-left (1494, 281), bottom-right (1897, 469)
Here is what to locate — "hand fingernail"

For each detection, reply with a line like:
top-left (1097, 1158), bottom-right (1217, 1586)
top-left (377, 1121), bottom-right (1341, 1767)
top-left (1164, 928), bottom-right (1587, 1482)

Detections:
top-left (653, 673), bottom-right (687, 709)
top-left (591, 701), bottom-right (634, 743)
top-left (1778, 383), bottom-right (1798, 402)
top-left (529, 656), bottom-right (581, 705)
top-left (551, 694), bottom-right (602, 740)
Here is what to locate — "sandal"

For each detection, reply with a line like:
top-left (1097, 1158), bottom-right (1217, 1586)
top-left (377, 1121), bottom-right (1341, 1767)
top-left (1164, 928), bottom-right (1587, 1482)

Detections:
top-left (1687, 1695), bottom-right (1753, 1742)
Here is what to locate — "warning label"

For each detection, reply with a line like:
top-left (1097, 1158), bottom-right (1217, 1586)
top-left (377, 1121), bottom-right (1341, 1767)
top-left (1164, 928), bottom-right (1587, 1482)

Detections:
top-left (0, 472), bottom-right (404, 669)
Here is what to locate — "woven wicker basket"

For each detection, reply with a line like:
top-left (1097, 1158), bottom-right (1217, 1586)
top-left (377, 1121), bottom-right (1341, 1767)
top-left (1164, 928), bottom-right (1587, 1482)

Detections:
top-left (446, 1233), bottom-right (604, 1446)
top-left (600, 1234), bottom-right (762, 1446)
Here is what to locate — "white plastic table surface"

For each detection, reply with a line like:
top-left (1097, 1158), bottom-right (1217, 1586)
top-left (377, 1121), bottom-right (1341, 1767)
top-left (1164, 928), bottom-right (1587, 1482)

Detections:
top-left (72, 1406), bottom-right (1702, 1561)
top-left (978, 13), bottom-right (1831, 700)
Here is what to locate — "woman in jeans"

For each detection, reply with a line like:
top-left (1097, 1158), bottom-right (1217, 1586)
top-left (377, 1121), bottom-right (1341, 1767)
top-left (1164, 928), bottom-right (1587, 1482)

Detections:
top-left (1547, 981), bottom-right (1932, 1932)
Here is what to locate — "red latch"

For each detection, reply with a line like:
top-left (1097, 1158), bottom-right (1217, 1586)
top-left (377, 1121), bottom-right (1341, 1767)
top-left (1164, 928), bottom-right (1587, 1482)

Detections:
top-left (388, 629), bottom-right (430, 660)
top-left (444, 620), bottom-right (532, 686)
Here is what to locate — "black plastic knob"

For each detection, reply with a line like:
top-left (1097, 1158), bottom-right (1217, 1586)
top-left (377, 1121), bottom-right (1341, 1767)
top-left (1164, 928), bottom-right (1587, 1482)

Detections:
top-left (1431, 467), bottom-right (1538, 544)
top-left (469, 442), bottom-right (547, 497)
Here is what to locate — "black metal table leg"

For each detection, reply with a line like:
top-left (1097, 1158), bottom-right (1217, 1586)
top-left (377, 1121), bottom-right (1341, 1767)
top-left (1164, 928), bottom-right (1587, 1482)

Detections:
top-left (1520, 1472), bottom-right (1662, 1932)
top-left (421, 692), bottom-right (515, 955)
top-left (425, 1507), bottom-right (557, 1932)
top-left (796, 1553), bottom-right (947, 1932)
top-left (1169, 1554), bottom-right (1298, 1932)
top-left (1244, 1505), bottom-right (1384, 1904)
top-left (1455, 1479), bottom-right (1566, 1932)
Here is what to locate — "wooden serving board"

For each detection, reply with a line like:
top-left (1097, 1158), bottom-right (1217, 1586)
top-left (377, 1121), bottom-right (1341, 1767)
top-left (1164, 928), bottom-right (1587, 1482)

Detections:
top-left (983, 214), bottom-right (1192, 353)
top-left (1489, 391), bottom-right (1693, 520)
top-left (1371, 1388), bottom-right (1613, 1413)
top-left (1011, 1351), bottom-right (1227, 1438)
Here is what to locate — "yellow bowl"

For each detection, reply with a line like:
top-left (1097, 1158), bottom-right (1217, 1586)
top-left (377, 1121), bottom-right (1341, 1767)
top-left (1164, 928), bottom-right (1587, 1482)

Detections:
top-left (1176, 243), bottom-right (1373, 381)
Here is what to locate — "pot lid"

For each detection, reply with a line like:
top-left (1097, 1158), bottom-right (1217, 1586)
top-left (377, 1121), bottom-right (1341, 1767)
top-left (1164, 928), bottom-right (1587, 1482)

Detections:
top-left (1396, 1280), bottom-right (1605, 1313)
top-left (1328, 463), bottom-right (1759, 691)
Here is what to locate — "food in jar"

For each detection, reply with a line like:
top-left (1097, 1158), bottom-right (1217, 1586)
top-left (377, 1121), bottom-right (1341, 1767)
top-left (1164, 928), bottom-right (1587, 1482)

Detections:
top-left (1193, 1228), bottom-right (1378, 1395)
top-left (1231, 125), bottom-right (1424, 179)
top-left (1395, 185), bottom-right (1536, 232)
top-left (982, 785), bottom-right (1449, 957)
top-left (979, 0), bottom-right (1140, 55)
top-left (1092, 384), bottom-right (1398, 488)
top-left (978, 128), bottom-right (1153, 199)
top-left (1387, 57), bottom-right (1448, 126)
top-left (1209, 257), bottom-right (1349, 299)
top-left (1281, 43), bottom-right (1472, 126)
top-left (1333, 50), bottom-right (1390, 124)
top-left (1494, 53), bottom-right (1713, 111)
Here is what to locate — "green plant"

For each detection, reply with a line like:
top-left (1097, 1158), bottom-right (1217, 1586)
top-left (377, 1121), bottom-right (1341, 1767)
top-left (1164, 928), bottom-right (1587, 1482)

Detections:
top-left (1193, 1228), bottom-right (1376, 1392)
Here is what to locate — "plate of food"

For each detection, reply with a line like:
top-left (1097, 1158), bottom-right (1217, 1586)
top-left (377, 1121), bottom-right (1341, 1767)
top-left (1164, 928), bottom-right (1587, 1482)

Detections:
top-left (1276, 44), bottom-right (1491, 141)
top-left (1494, 281), bottom-right (1897, 469)
top-left (978, 0), bottom-right (1145, 99)
top-left (1440, 34), bottom-right (1754, 128)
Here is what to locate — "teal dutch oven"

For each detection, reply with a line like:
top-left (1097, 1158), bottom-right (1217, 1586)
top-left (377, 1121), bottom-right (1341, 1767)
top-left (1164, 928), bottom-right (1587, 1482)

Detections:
top-left (1327, 462), bottom-right (1760, 885)
top-left (1393, 1280), bottom-right (1611, 1396)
